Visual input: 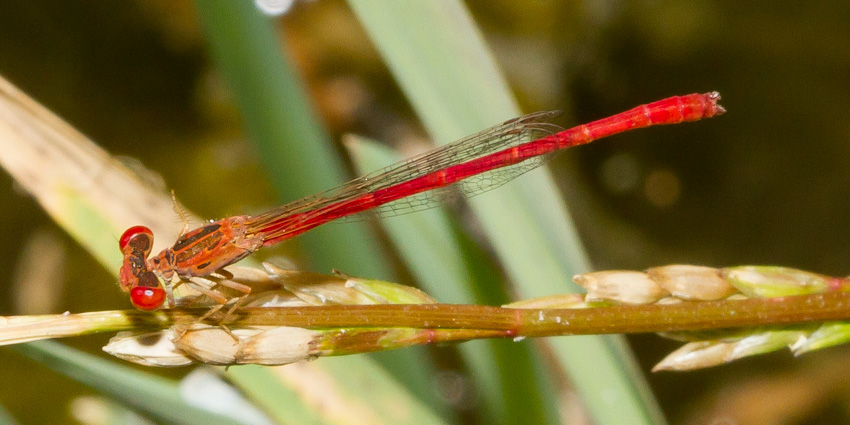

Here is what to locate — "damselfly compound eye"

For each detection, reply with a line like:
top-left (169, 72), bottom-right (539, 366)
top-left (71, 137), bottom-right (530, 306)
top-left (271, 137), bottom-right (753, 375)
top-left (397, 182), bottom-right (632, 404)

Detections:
top-left (119, 226), bottom-right (154, 250)
top-left (130, 285), bottom-right (166, 310)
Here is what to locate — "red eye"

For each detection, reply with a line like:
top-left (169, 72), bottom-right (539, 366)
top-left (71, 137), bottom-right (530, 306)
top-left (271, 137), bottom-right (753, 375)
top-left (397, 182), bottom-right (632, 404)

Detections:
top-left (119, 226), bottom-right (153, 250)
top-left (130, 286), bottom-right (166, 310)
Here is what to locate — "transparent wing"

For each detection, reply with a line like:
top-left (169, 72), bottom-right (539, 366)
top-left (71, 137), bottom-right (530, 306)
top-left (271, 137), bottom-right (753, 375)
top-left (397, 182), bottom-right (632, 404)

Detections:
top-left (246, 111), bottom-right (564, 241)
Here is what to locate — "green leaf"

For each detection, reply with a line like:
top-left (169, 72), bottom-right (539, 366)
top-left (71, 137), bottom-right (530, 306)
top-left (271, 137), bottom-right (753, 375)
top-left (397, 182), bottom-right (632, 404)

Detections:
top-left (193, 0), bottom-right (388, 280)
top-left (347, 1), bottom-right (665, 424)
top-left (14, 341), bottom-right (239, 425)
top-left (227, 359), bottom-right (446, 425)
top-left (193, 0), bottom-right (443, 418)
top-left (346, 135), bottom-right (557, 423)
top-left (0, 404), bottom-right (20, 425)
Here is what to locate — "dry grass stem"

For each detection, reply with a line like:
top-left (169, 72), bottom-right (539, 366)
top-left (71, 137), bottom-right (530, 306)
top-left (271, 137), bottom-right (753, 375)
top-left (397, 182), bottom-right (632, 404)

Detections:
top-left (0, 264), bottom-right (848, 370)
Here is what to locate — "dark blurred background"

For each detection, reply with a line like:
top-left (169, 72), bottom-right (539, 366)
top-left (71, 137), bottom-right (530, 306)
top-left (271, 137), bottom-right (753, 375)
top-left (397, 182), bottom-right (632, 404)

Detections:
top-left (1, 1), bottom-right (849, 424)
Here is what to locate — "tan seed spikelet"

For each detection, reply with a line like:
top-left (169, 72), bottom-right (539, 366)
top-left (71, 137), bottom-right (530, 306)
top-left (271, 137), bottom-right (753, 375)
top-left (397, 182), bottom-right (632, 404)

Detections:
top-left (235, 327), bottom-right (319, 365)
top-left (104, 330), bottom-right (194, 367)
top-left (647, 265), bottom-right (736, 301)
top-left (653, 341), bottom-right (736, 371)
top-left (174, 327), bottom-right (261, 365)
top-left (654, 330), bottom-right (810, 371)
top-left (174, 326), bottom-right (319, 366)
top-left (573, 271), bottom-right (667, 304)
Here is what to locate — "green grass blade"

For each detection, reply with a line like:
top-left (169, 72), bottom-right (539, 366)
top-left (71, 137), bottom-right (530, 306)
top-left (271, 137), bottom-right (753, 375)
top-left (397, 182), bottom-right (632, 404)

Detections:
top-left (221, 365), bottom-right (324, 425)
top-left (194, 0), bottom-right (443, 417)
top-left (343, 136), bottom-right (478, 304)
top-left (0, 404), bottom-right (19, 425)
top-left (347, 135), bottom-right (555, 423)
top-left (347, 1), bottom-right (665, 424)
top-left (194, 0), bottom-right (388, 280)
top-left (13, 341), bottom-right (240, 425)
top-left (227, 359), bottom-right (447, 425)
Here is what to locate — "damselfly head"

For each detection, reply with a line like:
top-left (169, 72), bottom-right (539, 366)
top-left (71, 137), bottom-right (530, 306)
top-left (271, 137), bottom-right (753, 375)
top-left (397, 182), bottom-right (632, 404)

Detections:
top-left (118, 225), bottom-right (160, 308)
